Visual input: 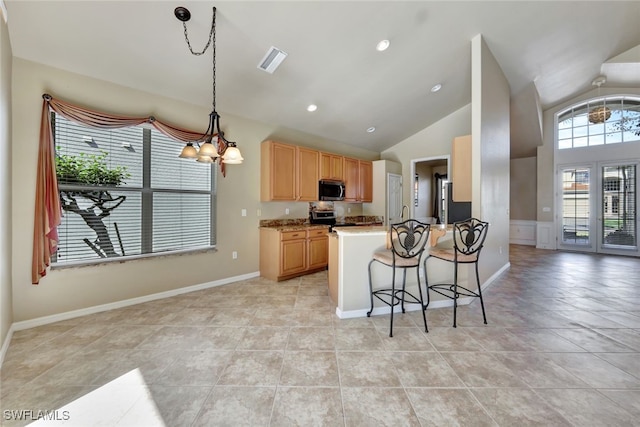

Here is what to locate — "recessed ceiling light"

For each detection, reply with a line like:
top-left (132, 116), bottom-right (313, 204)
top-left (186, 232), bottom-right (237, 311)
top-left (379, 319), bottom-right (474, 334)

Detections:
top-left (366, 127), bottom-right (376, 133)
top-left (376, 40), bottom-right (390, 52)
top-left (431, 84), bottom-right (442, 93)
top-left (307, 104), bottom-right (318, 112)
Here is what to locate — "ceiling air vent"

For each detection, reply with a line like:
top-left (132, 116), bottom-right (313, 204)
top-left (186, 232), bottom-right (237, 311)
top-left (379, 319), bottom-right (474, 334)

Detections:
top-left (258, 46), bottom-right (288, 74)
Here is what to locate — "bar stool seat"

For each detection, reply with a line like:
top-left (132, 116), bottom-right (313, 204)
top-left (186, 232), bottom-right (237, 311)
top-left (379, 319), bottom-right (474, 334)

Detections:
top-left (367, 220), bottom-right (430, 337)
top-left (424, 218), bottom-right (489, 328)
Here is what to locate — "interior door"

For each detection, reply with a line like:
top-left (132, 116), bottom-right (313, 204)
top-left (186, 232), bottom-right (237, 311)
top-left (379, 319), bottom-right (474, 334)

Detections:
top-left (387, 173), bottom-right (402, 225)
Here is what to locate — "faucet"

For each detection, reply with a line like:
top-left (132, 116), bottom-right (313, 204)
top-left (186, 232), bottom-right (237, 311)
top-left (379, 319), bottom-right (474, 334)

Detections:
top-left (401, 205), bottom-right (409, 220)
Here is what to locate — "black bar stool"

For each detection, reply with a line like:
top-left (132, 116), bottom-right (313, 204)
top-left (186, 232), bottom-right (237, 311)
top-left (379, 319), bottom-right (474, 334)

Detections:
top-left (423, 218), bottom-right (489, 327)
top-left (367, 220), bottom-right (431, 337)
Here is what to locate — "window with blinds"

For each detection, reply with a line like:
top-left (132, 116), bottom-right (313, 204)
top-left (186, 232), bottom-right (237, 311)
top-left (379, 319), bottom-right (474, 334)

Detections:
top-left (53, 113), bottom-right (215, 265)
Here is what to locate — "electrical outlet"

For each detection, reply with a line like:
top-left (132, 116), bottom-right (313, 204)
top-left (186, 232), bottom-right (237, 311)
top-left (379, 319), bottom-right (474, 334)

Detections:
top-left (257, 208), bottom-right (261, 217)
top-left (499, 246), bottom-right (503, 254)
top-left (285, 208), bottom-right (290, 215)
top-left (348, 207), bottom-right (351, 213)
top-left (232, 251), bottom-right (238, 259)
top-left (241, 209), bottom-right (247, 217)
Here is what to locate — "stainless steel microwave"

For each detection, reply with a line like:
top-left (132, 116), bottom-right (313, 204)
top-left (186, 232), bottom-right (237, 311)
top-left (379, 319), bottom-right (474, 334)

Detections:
top-left (319, 180), bottom-right (345, 201)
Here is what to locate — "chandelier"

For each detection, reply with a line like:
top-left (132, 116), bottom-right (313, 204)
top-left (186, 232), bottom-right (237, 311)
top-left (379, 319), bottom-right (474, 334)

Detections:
top-left (588, 76), bottom-right (610, 125)
top-left (175, 6), bottom-right (243, 164)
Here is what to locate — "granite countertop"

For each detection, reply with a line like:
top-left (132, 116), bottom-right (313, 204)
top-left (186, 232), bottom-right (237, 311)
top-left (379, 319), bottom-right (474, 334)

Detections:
top-left (259, 218), bottom-right (329, 231)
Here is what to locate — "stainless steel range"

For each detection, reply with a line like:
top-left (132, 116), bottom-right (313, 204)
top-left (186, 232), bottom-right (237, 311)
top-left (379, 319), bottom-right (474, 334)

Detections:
top-left (309, 201), bottom-right (337, 225)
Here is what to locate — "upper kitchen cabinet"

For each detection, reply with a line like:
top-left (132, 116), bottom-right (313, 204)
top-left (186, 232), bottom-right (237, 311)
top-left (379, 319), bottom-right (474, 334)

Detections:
top-left (319, 152), bottom-right (344, 181)
top-left (261, 141), bottom-right (296, 201)
top-left (297, 146), bottom-right (320, 201)
top-left (359, 160), bottom-right (373, 202)
top-left (451, 135), bottom-right (472, 202)
top-left (261, 141), bottom-right (319, 201)
top-left (343, 158), bottom-right (373, 202)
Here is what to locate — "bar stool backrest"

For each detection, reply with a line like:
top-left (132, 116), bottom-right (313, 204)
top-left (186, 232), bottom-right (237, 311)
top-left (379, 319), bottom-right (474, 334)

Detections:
top-left (453, 218), bottom-right (489, 256)
top-left (389, 220), bottom-right (431, 259)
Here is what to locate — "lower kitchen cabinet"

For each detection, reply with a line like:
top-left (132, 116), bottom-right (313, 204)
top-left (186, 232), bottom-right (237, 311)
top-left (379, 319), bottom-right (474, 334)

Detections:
top-left (260, 227), bottom-right (329, 281)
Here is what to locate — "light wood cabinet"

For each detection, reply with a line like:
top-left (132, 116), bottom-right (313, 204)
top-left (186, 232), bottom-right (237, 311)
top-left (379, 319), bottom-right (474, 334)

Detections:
top-left (358, 160), bottom-right (373, 202)
top-left (320, 152), bottom-right (344, 181)
top-left (260, 227), bottom-right (328, 281)
top-left (451, 135), bottom-right (472, 202)
top-left (297, 147), bottom-right (319, 201)
top-left (261, 141), bottom-right (319, 201)
top-left (343, 157), bottom-right (359, 201)
top-left (343, 158), bottom-right (373, 202)
top-left (281, 237), bottom-right (307, 276)
top-left (307, 228), bottom-right (329, 269)
top-left (261, 141), bottom-right (296, 201)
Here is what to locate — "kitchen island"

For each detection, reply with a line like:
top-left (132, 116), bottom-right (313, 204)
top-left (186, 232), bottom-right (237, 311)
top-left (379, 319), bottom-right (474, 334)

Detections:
top-left (328, 225), bottom-right (464, 318)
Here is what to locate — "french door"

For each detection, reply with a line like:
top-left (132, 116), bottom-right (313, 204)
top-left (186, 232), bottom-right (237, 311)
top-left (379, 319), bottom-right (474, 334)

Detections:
top-left (558, 162), bottom-right (638, 255)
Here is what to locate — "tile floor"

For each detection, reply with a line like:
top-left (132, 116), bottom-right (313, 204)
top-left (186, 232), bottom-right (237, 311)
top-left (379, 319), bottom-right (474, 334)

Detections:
top-left (2, 244), bottom-right (640, 426)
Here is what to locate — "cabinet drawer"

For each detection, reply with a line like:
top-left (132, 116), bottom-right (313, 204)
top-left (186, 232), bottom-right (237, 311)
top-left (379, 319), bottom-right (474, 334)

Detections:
top-left (307, 229), bottom-right (327, 238)
top-left (281, 230), bottom-right (306, 241)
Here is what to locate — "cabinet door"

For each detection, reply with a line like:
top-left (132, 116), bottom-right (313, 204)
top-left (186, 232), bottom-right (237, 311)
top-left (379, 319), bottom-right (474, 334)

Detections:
top-left (343, 157), bottom-right (359, 201)
top-left (308, 235), bottom-right (328, 270)
top-left (297, 147), bottom-right (319, 201)
top-left (320, 152), bottom-right (344, 180)
top-left (281, 239), bottom-right (307, 275)
top-left (452, 135), bottom-right (472, 202)
top-left (358, 160), bottom-right (373, 202)
top-left (261, 141), bottom-right (297, 201)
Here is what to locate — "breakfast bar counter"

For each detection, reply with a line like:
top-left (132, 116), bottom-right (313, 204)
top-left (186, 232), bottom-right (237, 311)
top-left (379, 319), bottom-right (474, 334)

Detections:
top-left (328, 225), bottom-right (460, 318)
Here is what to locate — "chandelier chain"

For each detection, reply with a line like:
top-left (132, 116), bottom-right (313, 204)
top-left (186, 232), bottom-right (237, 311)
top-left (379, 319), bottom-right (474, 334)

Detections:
top-left (180, 7), bottom-right (217, 112)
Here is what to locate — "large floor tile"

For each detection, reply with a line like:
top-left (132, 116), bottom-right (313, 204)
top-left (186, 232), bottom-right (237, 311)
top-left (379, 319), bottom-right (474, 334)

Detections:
top-left (279, 351), bottom-right (339, 386)
top-left (192, 386), bottom-right (275, 427)
top-left (270, 387), bottom-right (343, 426)
top-left (337, 352), bottom-right (401, 387)
top-left (536, 388), bottom-right (637, 426)
top-left (342, 387), bottom-right (419, 427)
top-left (439, 352), bottom-right (527, 388)
top-left (216, 351), bottom-right (284, 386)
top-left (471, 388), bottom-right (572, 426)
top-left (406, 388), bottom-right (497, 427)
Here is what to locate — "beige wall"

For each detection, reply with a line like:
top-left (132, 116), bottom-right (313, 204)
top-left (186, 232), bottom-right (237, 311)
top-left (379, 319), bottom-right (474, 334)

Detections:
top-left (471, 34), bottom-right (510, 279)
top-left (381, 104), bottom-right (472, 206)
top-left (510, 157), bottom-right (536, 221)
top-left (1, 13), bottom-right (13, 349)
top-left (11, 59), bottom-right (377, 322)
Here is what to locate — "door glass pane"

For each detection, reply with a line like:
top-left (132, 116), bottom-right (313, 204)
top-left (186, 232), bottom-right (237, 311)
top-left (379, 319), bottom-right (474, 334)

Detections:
top-left (562, 168), bottom-right (590, 245)
top-left (602, 165), bottom-right (636, 248)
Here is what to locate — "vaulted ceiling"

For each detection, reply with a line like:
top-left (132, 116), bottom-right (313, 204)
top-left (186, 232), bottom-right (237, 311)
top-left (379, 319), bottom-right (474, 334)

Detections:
top-left (5, 1), bottom-right (640, 158)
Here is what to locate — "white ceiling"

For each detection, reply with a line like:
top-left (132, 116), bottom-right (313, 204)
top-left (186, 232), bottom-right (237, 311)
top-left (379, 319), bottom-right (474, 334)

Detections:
top-left (5, 1), bottom-right (640, 158)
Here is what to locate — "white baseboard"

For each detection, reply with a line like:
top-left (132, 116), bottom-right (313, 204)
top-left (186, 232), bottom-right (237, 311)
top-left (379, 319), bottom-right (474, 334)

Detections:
top-left (336, 261), bottom-right (510, 319)
top-left (0, 324), bottom-right (15, 367)
top-left (11, 271), bottom-right (260, 332)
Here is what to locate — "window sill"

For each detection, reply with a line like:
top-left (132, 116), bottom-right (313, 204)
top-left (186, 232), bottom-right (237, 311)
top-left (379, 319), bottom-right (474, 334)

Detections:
top-left (51, 246), bottom-right (218, 271)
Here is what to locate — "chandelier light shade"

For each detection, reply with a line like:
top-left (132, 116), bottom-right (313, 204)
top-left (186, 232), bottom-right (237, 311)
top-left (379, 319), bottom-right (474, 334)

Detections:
top-left (175, 6), bottom-right (243, 165)
top-left (589, 75), bottom-right (610, 125)
top-left (178, 142), bottom-right (198, 159)
top-left (588, 106), bottom-right (612, 124)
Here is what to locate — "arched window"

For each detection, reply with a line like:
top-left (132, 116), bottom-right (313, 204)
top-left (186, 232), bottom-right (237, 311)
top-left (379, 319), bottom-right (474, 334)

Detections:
top-left (557, 96), bottom-right (640, 149)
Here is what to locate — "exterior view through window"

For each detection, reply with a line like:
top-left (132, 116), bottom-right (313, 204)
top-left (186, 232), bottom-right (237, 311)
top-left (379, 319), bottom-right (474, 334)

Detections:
top-left (557, 95), bottom-right (639, 254)
top-left (53, 113), bottom-right (216, 265)
top-left (557, 96), bottom-right (640, 149)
